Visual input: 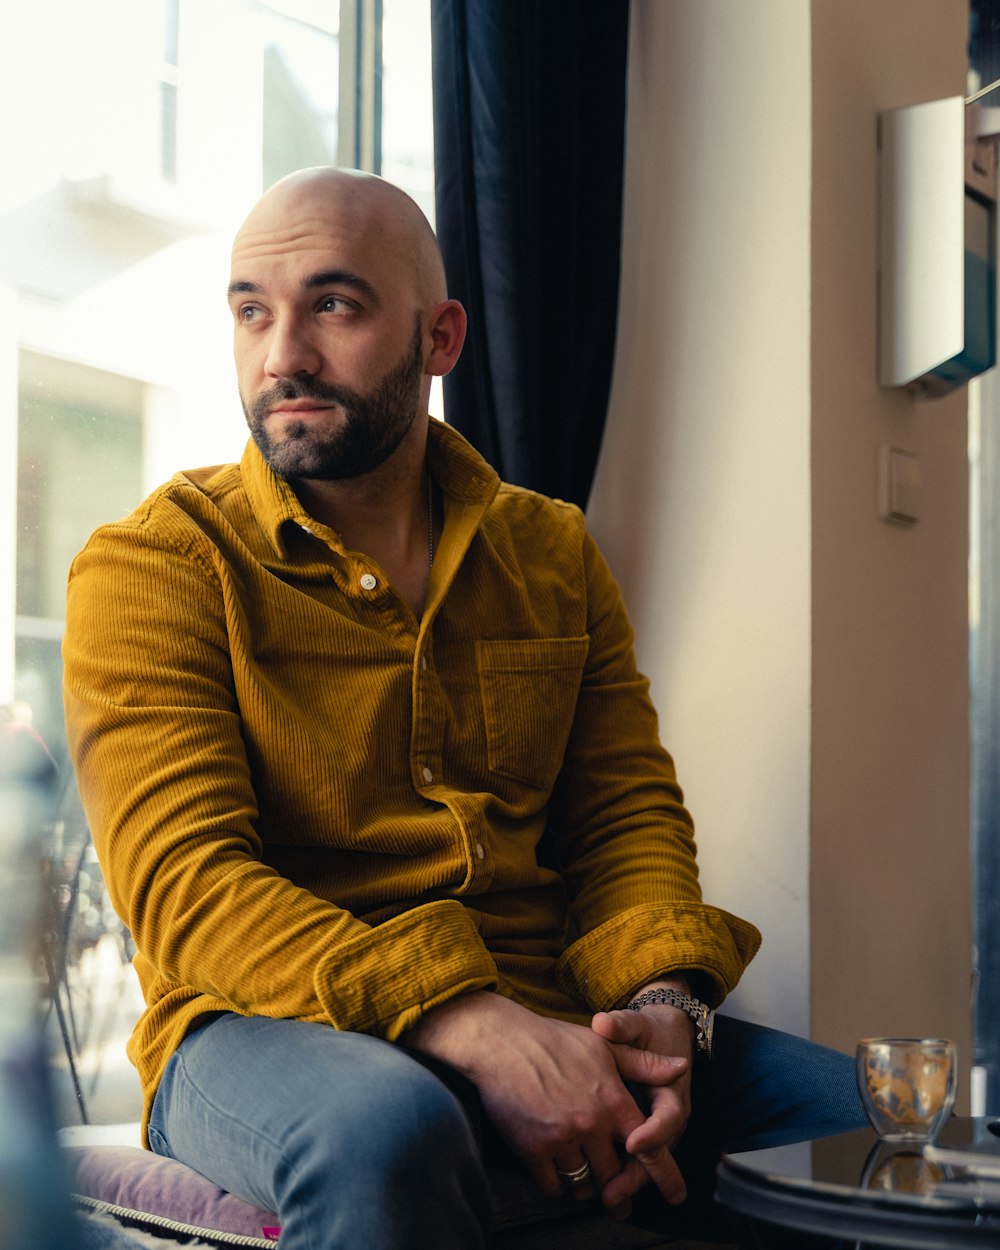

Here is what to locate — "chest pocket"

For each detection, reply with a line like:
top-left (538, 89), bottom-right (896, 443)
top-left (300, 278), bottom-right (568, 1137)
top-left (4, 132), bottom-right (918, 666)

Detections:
top-left (476, 637), bottom-right (590, 791)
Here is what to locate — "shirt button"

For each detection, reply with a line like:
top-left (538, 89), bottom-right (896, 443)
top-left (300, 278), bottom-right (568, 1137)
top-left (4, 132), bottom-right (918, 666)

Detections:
top-left (422, 767), bottom-right (433, 783)
top-left (359, 573), bottom-right (377, 591)
top-left (475, 843), bottom-right (485, 860)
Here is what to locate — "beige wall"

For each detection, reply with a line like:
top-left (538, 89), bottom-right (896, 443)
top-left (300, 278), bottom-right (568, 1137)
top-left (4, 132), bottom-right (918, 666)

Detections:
top-left (590, 0), bottom-right (973, 1081)
top-left (589, 0), bottom-right (814, 1036)
top-left (810, 1), bottom-right (970, 1063)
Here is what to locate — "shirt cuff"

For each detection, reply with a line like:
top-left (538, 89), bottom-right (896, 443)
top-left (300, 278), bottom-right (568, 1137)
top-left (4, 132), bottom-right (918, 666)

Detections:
top-left (314, 899), bottom-right (499, 1039)
top-left (557, 901), bottom-right (762, 1010)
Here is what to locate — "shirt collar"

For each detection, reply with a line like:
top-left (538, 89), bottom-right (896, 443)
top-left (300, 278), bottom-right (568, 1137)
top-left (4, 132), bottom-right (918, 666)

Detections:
top-left (242, 418), bottom-right (502, 560)
top-left (241, 439), bottom-right (317, 559)
top-left (426, 417), bottom-right (501, 506)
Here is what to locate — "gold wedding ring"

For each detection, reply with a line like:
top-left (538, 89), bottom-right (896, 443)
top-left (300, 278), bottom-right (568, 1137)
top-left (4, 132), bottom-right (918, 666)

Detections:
top-left (556, 1161), bottom-right (592, 1187)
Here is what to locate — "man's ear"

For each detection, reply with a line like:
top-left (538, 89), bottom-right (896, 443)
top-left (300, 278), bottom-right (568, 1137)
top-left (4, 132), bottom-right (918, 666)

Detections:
top-left (425, 300), bottom-right (467, 377)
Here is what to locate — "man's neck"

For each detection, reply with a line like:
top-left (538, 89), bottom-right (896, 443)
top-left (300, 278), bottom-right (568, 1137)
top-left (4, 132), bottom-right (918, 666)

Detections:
top-left (291, 420), bottom-right (437, 615)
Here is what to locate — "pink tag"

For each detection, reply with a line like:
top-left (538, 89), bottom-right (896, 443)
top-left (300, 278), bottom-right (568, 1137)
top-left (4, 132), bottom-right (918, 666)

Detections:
top-left (262, 1227), bottom-right (281, 1241)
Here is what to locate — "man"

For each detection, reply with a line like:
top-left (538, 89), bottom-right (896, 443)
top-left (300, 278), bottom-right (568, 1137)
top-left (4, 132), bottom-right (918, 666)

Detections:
top-left (63, 168), bottom-right (863, 1249)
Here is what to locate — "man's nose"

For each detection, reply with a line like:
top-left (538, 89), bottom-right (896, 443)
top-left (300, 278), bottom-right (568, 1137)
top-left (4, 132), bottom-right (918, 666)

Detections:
top-left (264, 315), bottom-right (322, 379)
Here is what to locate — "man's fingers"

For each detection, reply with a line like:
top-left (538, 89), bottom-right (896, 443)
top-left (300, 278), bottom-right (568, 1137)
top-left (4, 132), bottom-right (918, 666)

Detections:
top-left (600, 1144), bottom-right (687, 1209)
top-left (592, 1008), bottom-right (642, 1044)
top-left (624, 1077), bottom-right (692, 1186)
top-left (625, 1098), bottom-right (688, 1158)
top-left (552, 1153), bottom-right (597, 1202)
top-left (610, 1038), bottom-right (689, 1086)
top-left (623, 1093), bottom-right (690, 1205)
top-left (632, 1140), bottom-right (687, 1205)
top-left (593, 1009), bottom-right (690, 1094)
top-left (600, 1156), bottom-right (647, 1209)
top-left (591, 1007), bottom-right (692, 1207)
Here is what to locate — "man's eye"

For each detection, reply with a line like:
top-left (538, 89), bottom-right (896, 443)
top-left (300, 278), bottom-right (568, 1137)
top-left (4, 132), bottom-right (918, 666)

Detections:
top-left (317, 295), bottom-right (349, 314)
top-left (238, 305), bottom-right (263, 324)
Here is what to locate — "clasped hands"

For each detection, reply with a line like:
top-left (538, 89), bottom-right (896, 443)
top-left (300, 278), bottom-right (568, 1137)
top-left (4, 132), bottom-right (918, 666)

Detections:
top-left (404, 988), bottom-right (694, 1219)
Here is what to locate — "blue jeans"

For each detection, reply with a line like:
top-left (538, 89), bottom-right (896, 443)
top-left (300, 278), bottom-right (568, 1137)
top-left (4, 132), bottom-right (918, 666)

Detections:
top-left (149, 1012), bottom-right (866, 1249)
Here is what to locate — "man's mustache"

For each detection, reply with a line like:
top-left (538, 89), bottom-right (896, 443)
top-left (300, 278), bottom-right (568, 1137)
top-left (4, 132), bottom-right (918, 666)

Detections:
top-left (250, 377), bottom-right (360, 423)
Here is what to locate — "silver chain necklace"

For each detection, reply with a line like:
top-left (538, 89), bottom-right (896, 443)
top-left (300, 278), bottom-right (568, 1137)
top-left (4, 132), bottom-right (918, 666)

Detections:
top-left (427, 471), bottom-right (435, 571)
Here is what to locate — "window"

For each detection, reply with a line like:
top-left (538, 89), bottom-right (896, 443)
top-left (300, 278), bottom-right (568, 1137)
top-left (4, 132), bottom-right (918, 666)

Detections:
top-left (4, 0), bottom-right (434, 743)
top-left (1, 0), bottom-right (433, 1125)
top-left (17, 357), bottom-right (145, 760)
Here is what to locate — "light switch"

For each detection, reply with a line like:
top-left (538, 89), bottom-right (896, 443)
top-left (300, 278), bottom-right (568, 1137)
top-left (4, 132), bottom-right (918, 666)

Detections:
top-left (878, 445), bottom-right (921, 524)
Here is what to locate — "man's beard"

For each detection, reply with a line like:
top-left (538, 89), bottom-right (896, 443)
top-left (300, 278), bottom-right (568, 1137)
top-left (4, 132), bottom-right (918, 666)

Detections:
top-left (243, 316), bottom-right (424, 481)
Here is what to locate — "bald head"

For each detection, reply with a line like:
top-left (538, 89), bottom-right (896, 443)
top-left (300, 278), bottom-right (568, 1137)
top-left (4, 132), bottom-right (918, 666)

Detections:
top-left (227, 167), bottom-right (467, 485)
top-left (233, 167), bottom-right (447, 307)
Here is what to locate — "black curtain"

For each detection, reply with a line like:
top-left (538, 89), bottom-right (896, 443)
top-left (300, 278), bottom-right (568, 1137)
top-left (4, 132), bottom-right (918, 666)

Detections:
top-left (431, 0), bottom-right (630, 509)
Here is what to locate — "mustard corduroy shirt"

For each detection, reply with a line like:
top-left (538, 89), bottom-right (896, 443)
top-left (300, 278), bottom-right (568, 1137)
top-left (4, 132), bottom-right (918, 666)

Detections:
top-left (63, 419), bottom-right (760, 1138)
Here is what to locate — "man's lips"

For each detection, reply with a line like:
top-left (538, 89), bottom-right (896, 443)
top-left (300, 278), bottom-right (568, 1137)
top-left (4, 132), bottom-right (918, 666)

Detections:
top-left (268, 401), bottom-right (337, 418)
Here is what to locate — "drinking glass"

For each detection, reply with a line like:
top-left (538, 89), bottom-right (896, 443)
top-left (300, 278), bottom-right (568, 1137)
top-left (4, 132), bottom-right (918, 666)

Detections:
top-left (856, 1038), bottom-right (957, 1143)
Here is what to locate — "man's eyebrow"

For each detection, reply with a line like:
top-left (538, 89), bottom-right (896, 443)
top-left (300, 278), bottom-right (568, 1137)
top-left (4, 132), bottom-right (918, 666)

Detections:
top-left (304, 269), bottom-right (377, 299)
top-left (226, 271), bottom-right (377, 301)
top-left (227, 280), bottom-right (261, 299)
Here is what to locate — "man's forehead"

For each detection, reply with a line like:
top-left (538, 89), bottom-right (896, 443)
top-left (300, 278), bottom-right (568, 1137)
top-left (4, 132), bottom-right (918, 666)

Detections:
top-left (233, 239), bottom-right (389, 306)
top-left (232, 201), bottom-right (396, 280)
top-left (229, 170), bottom-right (442, 301)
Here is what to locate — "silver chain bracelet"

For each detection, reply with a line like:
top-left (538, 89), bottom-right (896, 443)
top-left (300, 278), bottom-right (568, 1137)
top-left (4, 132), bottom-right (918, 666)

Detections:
top-left (625, 988), bottom-right (714, 1059)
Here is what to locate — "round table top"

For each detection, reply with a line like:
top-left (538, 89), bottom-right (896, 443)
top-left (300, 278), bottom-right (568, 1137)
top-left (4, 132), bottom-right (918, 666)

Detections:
top-left (715, 1117), bottom-right (1000, 1249)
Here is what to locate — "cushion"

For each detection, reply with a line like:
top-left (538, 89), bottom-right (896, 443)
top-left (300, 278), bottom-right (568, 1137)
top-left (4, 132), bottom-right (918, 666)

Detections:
top-left (64, 1145), bottom-right (280, 1248)
top-left (61, 1127), bottom-right (590, 1245)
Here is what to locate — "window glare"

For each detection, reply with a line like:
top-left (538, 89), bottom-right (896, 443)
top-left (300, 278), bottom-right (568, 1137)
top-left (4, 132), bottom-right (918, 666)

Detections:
top-left (2, 0), bottom-right (434, 746)
top-left (381, 0), bottom-right (435, 227)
